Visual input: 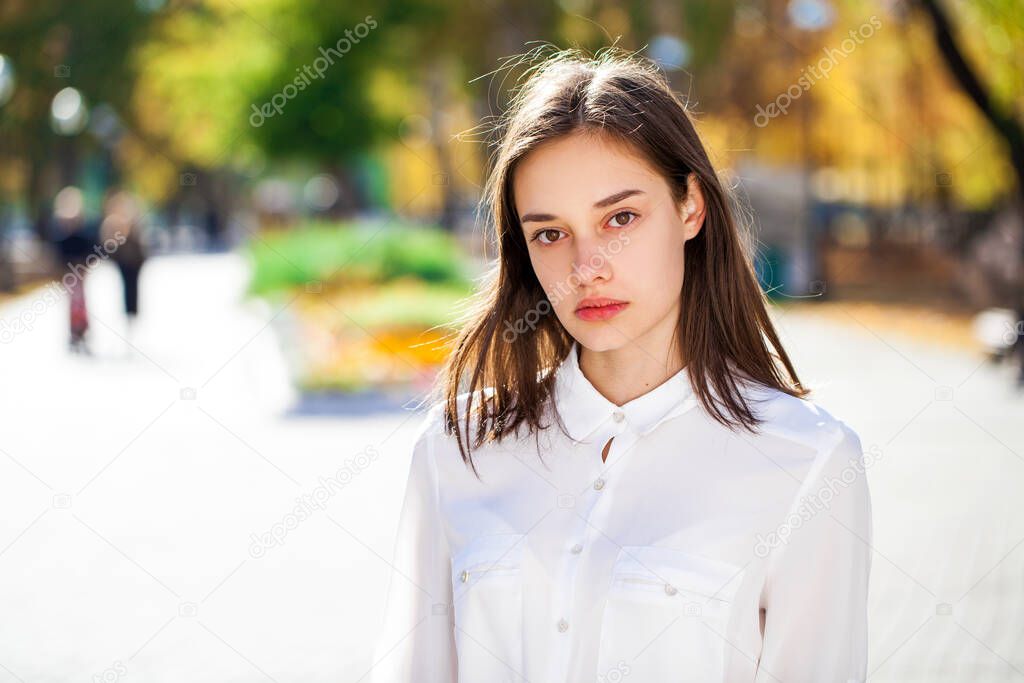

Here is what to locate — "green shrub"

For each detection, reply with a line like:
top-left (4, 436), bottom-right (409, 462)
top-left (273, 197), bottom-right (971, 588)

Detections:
top-left (246, 220), bottom-right (473, 295)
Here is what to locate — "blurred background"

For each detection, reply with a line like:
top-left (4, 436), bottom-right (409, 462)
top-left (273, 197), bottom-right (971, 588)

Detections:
top-left (0, 0), bottom-right (1022, 681)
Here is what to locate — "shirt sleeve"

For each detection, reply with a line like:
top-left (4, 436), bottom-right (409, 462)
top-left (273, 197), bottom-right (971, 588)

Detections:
top-left (370, 411), bottom-right (457, 683)
top-left (754, 423), bottom-right (874, 683)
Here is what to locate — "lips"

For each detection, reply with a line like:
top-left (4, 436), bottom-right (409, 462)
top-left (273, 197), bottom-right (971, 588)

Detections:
top-left (575, 297), bottom-right (629, 322)
top-left (575, 297), bottom-right (628, 311)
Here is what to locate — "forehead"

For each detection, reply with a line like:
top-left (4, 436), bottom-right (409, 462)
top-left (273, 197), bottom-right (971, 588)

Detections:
top-left (513, 132), bottom-right (664, 211)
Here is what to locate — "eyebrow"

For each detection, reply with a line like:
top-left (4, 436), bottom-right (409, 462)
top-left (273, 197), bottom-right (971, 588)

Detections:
top-left (519, 188), bottom-right (645, 224)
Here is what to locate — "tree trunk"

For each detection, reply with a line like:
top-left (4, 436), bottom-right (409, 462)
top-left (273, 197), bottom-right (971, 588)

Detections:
top-left (915, 0), bottom-right (1024, 198)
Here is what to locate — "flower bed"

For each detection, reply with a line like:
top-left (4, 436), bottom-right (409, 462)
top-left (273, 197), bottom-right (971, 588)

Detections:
top-left (245, 221), bottom-right (473, 392)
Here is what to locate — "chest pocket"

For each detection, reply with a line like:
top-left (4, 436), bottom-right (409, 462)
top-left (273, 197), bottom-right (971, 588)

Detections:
top-left (596, 545), bottom-right (746, 682)
top-left (450, 533), bottom-right (527, 682)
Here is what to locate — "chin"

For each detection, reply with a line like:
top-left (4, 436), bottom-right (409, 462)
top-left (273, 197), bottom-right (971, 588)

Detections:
top-left (566, 327), bottom-right (635, 352)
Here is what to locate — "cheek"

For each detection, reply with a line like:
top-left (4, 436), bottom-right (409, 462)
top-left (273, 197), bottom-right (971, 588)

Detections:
top-left (626, 235), bottom-right (686, 303)
top-left (629, 232), bottom-right (685, 277)
top-left (527, 249), bottom-right (554, 287)
top-left (528, 251), bottom-right (571, 304)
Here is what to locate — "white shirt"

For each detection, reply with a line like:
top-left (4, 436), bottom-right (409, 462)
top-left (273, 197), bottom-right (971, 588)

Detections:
top-left (371, 341), bottom-right (872, 683)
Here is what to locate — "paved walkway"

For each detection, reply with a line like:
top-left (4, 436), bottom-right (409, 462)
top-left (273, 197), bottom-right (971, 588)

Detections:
top-left (0, 254), bottom-right (428, 683)
top-left (773, 304), bottom-right (1024, 682)
top-left (0, 253), bottom-right (1021, 682)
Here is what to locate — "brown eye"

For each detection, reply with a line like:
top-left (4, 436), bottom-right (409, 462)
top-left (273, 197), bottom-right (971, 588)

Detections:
top-left (535, 229), bottom-right (563, 245)
top-left (609, 211), bottom-right (637, 228)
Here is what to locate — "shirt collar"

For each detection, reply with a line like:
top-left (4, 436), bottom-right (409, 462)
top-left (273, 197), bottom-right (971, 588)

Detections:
top-left (550, 341), bottom-right (698, 443)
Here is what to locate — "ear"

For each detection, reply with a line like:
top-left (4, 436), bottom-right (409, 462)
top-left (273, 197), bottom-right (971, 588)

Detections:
top-left (680, 173), bottom-right (706, 241)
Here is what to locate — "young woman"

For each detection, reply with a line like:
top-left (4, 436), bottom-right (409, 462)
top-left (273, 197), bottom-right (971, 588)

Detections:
top-left (371, 48), bottom-right (872, 683)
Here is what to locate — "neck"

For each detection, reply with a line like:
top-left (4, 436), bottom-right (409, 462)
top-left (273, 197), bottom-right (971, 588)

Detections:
top-left (577, 335), bottom-right (686, 407)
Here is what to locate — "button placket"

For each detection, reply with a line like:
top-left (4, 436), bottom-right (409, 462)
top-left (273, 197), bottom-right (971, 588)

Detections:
top-left (551, 502), bottom-right (595, 678)
top-left (547, 422), bottom-right (623, 683)
top-left (599, 413), bottom-right (629, 469)
top-left (549, 535), bottom-right (586, 680)
top-left (550, 425), bottom-right (640, 683)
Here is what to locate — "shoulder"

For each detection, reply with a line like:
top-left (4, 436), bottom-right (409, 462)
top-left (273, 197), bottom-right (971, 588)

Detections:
top-left (744, 383), bottom-right (863, 465)
top-left (408, 387), bottom-right (497, 447)
top-left (744, 386), bottom-right (874, 522)
top-left (407, 400), bottom-right (447, 451)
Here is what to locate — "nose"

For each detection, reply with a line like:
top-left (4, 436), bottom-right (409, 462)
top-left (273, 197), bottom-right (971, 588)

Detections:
top-left (571, 236), bottom-right (613, 286)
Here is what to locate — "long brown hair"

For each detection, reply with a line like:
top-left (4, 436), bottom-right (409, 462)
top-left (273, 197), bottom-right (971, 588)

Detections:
top-left (429, 47), bottom-right (807, 477)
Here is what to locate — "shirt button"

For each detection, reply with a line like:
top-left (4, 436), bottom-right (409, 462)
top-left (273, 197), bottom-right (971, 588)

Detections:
top-left (557, 618), bottom-right (569, 632)
top-left (593, 478), bottom-right (606, 491)
top-left (459, 570), bottom-right (470, 583)
top-left (570, 543), bottom-right (583, 554)
top-left (612, 410), bottom-right (625, 423)
top-left (664, 583), bottom-right (678, 596)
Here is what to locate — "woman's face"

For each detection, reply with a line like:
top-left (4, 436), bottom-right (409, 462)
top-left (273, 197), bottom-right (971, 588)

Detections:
top-left (512, 131), bottom-right (704, 353)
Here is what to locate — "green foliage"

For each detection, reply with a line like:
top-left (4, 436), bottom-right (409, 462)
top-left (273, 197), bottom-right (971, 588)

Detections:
top-left (0, 0), bottom-right (151, 116)
top-left (3, 0), bottom-right (1022, 212)
top-left (245, 220), bottom-right (473, 294)
top-left (132, 0), bottom-right (451, 171)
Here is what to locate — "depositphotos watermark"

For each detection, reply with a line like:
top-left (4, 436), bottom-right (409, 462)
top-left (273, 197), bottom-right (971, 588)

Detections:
top-left (597, 660), bottom-right (631, 683)
top-left (1002, 319), bottom-right (1024, 346)
top-left (501, 231), bottom-right (632, 343)
top-left (249, 15), bottom-right (378, 128)
top-left (753, 443), bottom-right (882, 558)
top-left (248, 444), bottom-right (380, 558)
top-left (92, 660), bottom-right (127, 683)
top-left (0, 230), bottom-right (128, 344)
top-left (753, 15), bottom-right (881, 128)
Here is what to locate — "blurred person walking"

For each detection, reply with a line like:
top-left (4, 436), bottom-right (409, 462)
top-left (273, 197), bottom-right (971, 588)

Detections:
top-left (51, 186), bottom-right (96, 354)
top-left (101, 190), bottom-right (148, 337)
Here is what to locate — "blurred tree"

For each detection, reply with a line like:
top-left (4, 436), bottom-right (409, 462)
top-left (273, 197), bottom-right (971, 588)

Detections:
top-left (4, 0), bottom-right (1021, 245)
top-left (133, 0), bottom-right (476, 222)
top-left (915, 0), bottom-right (1023, 202)
top-left (0, 0), bottom-right (154, 238)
